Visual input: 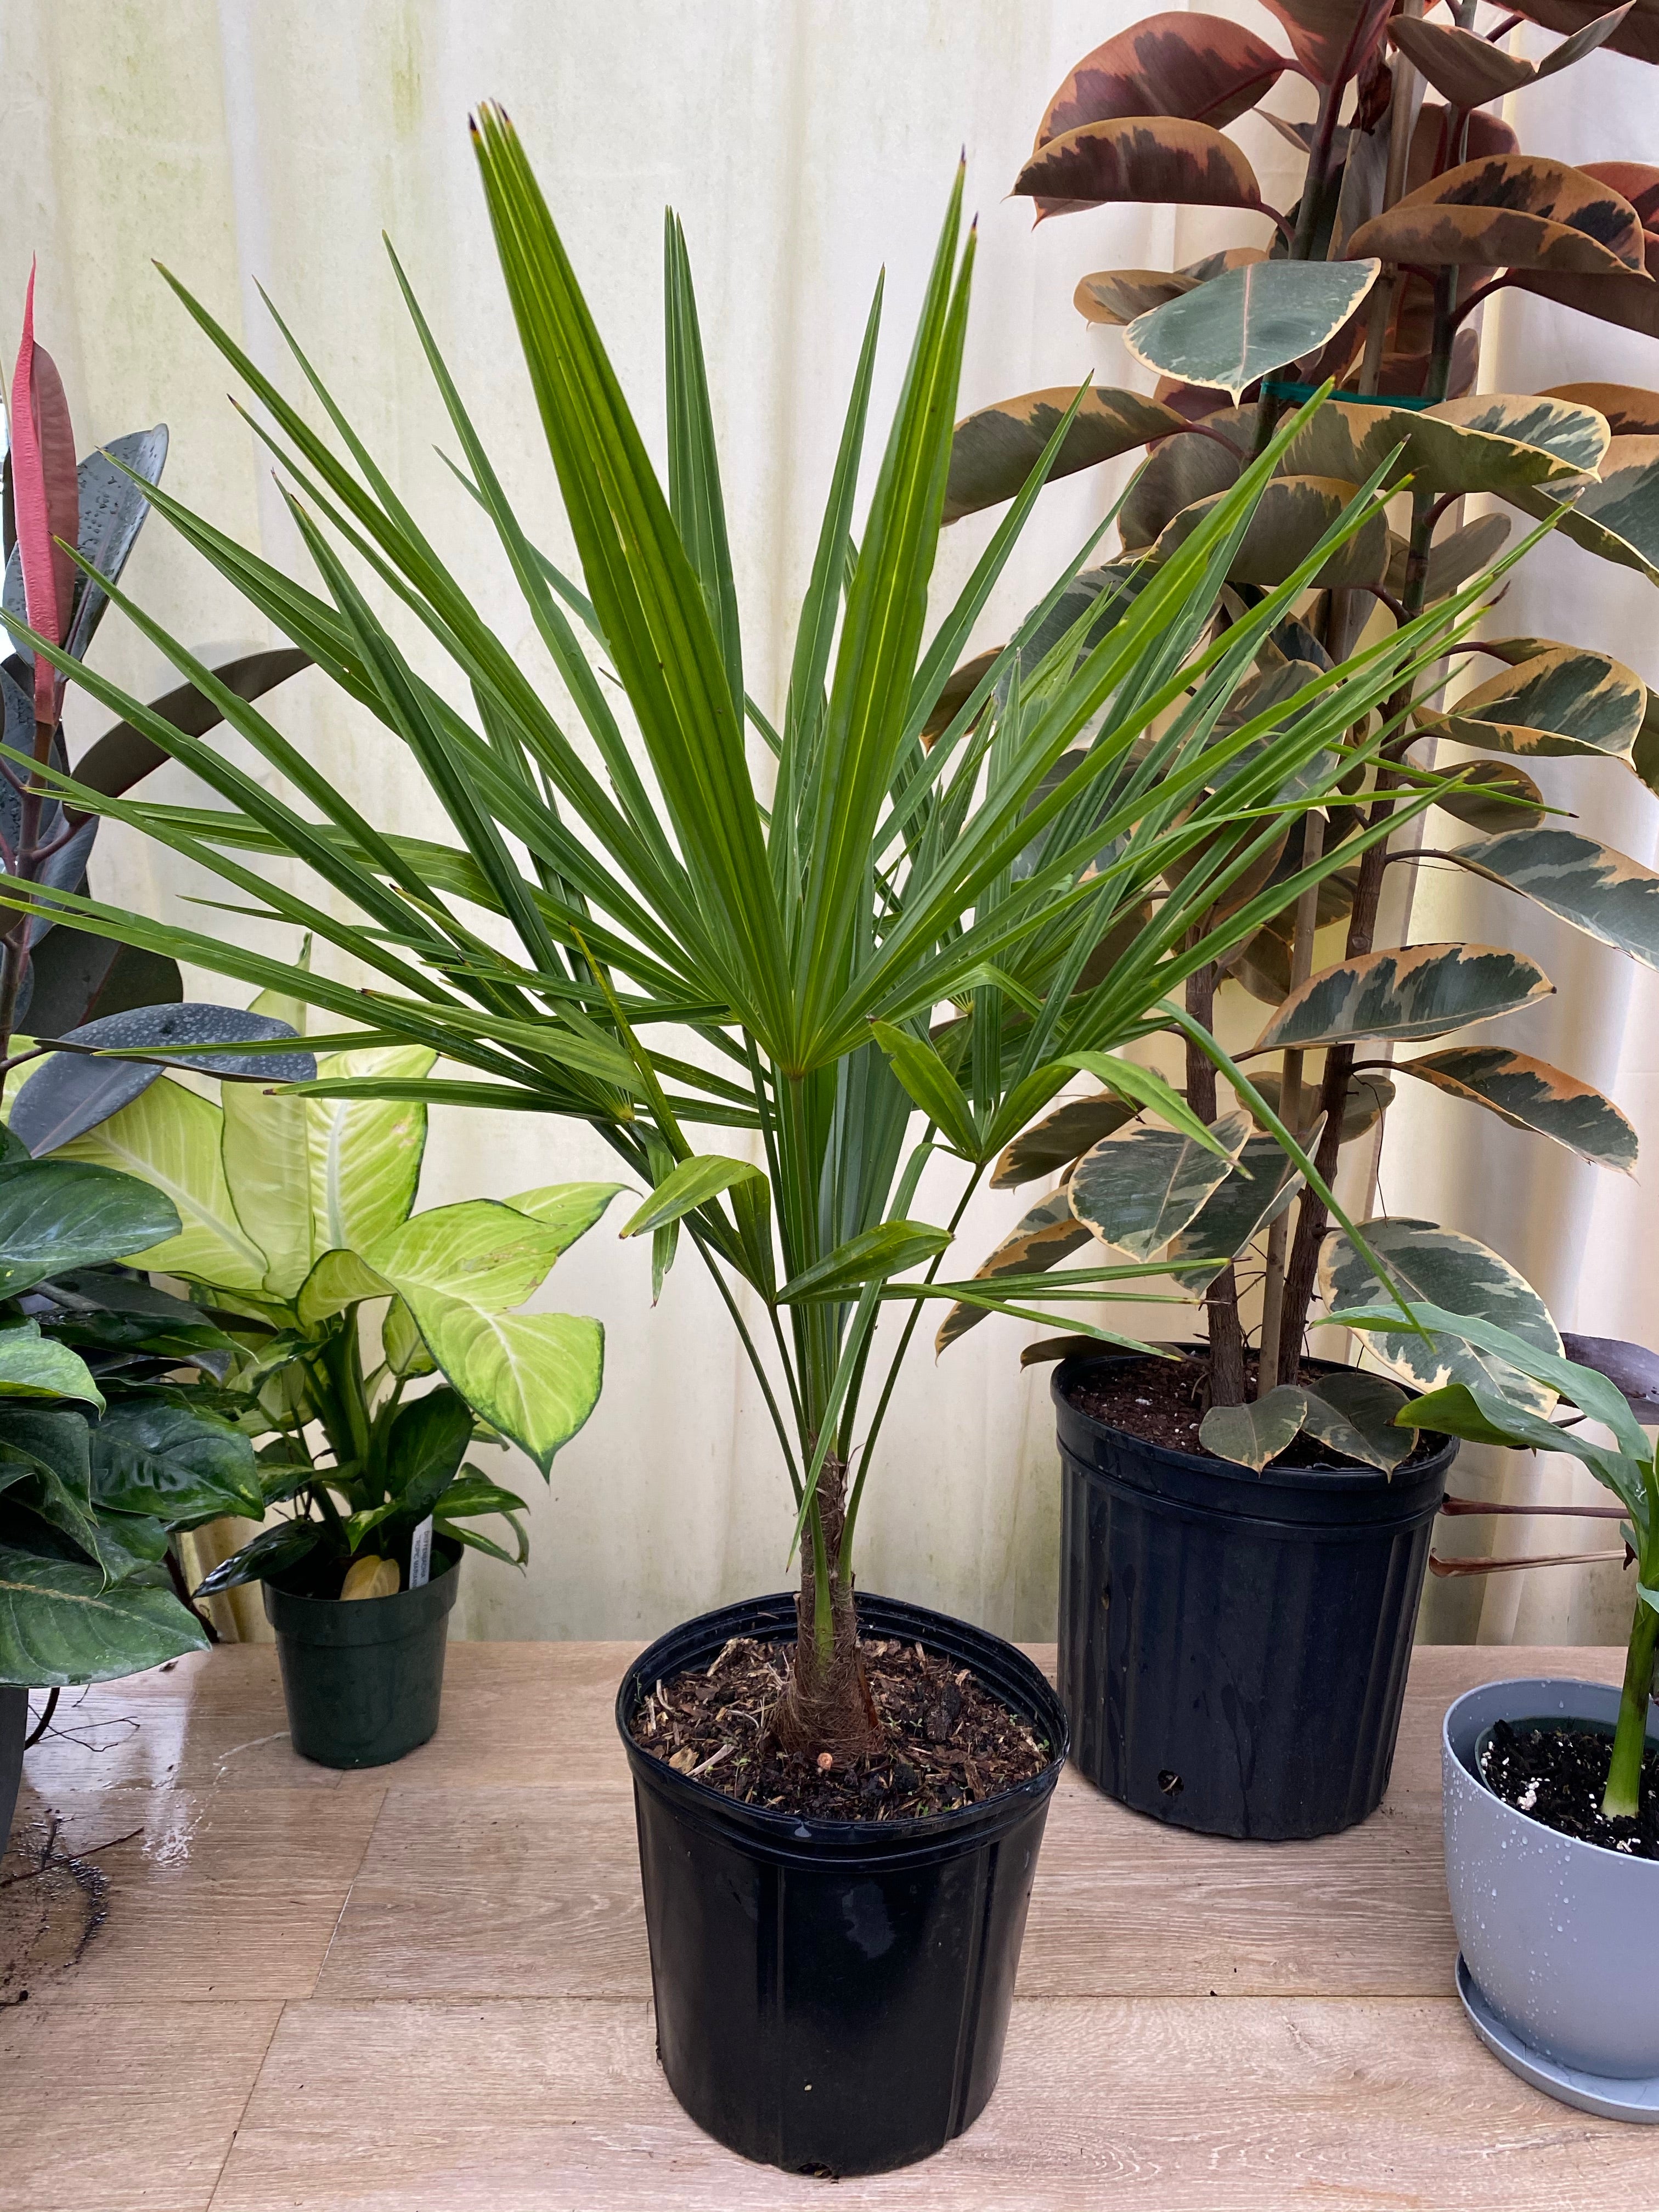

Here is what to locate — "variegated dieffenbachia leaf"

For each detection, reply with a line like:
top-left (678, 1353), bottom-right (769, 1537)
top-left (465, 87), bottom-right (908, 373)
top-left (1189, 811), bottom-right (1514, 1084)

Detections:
top-left (1448, 828), bottom-right (1659, 970)
top-left (990, 1090), bottom-right (1138, 1189)
top-left (1124, 258), bottom-right (1381, 402)
top-left (934, 1188), bottom-right (1093, 1351)
top-left (1164, 1126), bottom-right (1317, 1288)
top-left (1254, 943), bottom-right (1553, 1053)
top-left (307, 1043), bottom-right (438, 1257)
top-left (1395, 1046), bottom-right (1638, 1172)
top-left (1419, 645), bottom-right (1643, 760)
top-left (1318, 1217), bottom-right (1562, 1416)
top-left (943, 386), bottom-right (1186, 523)
top-left (1069, 1111), bottom-right (1251, 1262)
top-left (1200, 1385), bottom-right (1307, 1470)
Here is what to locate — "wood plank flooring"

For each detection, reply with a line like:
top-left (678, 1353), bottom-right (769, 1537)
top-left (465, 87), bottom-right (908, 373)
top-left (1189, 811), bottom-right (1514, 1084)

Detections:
top-left (2, 1638), bottom-right (1647, 2210)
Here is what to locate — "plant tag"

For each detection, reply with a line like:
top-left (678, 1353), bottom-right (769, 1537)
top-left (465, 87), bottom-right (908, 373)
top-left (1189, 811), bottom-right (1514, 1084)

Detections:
top-left (409, 1515), bottom-right (433, 1589)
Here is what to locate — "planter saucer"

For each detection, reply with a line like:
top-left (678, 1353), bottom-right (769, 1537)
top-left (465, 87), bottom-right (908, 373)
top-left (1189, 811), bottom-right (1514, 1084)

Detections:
top-left (1457, 1956), bottom-right (1659, 2123)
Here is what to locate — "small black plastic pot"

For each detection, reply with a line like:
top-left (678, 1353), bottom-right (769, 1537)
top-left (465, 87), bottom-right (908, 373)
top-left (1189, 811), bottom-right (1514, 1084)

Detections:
top-left (1, 1684), bottom-right (26, 1856)
top-left (1054, 1351), bottom-right (1455, 1841)
top-left (617, 1590), bottom-right (1068, 2177)
top-left (263, 1537), bottom-right (461, 1769)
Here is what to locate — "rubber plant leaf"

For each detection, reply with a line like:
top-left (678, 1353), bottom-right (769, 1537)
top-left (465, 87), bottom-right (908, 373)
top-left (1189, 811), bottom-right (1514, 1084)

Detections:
top-left (1476, 0), bottom-right (1658, 66)
top-left (1253, 943), bottom-right (1554, 1052)
top-left (1418, 647), bottom-right (1643, 762)
top-left (8, 267), bottom-right (78, 724)
top-left (1035, 16), bottom-right (1287, 145)
top-left (1400, 395), bottom-right (1610, 496)
top-left (991, 1090), bottom-right (1138, 1188)
top-left (1317, 1221), bottom-right (1564, 1417)
top-left (1012, 117), bottom-right (1263, 221)
top-left (1200, 1384), bottom-right (1308, 1470)
top-left (1393, 1046), bottom-right (1637, 1173)
top-left (1150, 473), bottom-right (1390, 587)
top-left (1068, 1109), bottom-right (1251, 1262)
top-left (1513, 435), bottom-right (1659, 583)
top-left (1345, 156), bottom-right (1647, 277)
top-left (1446, 828), bottom-right (1659, 972)
top-left (1389, 3), bottom-right (1632, 106)
top-left (943, 386), bottom-right (1187, 524)
top-left (1126, 259), bottom-right (1380, 401)
top-left (935, 1188), bottom-right (1094, 1350)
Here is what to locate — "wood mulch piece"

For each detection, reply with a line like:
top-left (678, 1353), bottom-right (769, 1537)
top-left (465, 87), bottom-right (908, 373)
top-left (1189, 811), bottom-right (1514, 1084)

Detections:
top-left (1481, 1718), bottom-right (1659, 1860)
top-left (628, 1632), bottom-right (1053, 1822)
top-left (1066, 1353), bottom-right (1437, 1471)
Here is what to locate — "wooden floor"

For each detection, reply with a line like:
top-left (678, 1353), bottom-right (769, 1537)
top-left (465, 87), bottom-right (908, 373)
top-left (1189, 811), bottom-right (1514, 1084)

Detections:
top-left (2, 1637), bottom-right (1650, 2209)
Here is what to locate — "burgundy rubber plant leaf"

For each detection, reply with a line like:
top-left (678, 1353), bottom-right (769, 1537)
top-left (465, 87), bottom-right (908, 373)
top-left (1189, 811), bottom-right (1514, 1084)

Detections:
top-left (9, 264), bottom-right (79, 727)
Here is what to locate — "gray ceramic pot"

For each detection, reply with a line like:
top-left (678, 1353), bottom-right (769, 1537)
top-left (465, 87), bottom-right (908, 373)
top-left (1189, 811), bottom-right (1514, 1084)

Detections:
top-left (1, 1684), bottom-right (28, 1857)
top-left (1444, 1677), bottom-right (1659, 2080)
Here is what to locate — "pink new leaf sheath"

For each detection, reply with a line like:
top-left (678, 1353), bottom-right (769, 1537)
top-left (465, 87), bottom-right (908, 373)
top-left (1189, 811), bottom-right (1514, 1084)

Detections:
top-left (9, 264), bottom-right (79, 728)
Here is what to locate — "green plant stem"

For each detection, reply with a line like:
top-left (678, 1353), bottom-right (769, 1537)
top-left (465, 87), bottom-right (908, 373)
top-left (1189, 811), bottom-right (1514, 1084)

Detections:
top-left (686, 1224), bottom-right (803, 1500)
top-left (1604, 1594), bottom-right (1658, 1820)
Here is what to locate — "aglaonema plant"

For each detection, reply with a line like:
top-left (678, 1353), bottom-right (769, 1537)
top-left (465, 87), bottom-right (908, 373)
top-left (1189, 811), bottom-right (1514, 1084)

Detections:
top-left (1333, 1295), bottom-right (1659, 1819)
top-left (5, 998), bottom-right (613, 1600)
top-left (943, 1), bottom-right (1659, 1459)
top-left (0, 119), bottom-right (1528, 1758)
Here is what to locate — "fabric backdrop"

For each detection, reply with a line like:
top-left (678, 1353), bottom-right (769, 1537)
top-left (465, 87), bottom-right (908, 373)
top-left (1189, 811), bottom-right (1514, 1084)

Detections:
top-left (3, 1), bottom-right (1655, 1645)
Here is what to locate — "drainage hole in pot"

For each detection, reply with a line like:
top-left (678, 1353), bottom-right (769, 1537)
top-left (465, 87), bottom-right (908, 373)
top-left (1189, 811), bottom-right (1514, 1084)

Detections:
top-left (1158, 1769), bottom-right (1183, 1795)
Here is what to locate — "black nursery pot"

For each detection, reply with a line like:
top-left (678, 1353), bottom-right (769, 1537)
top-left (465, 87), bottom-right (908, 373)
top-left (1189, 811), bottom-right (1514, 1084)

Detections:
top-left (1054, 1353), bottom-right (1456, 1841)
top-left (1, 1683), bottom-right (27, 1856)
top-left (263, 1538), bottom-right (461, 1769)
top-left (616, 1590), bottom-right (1068, 2177)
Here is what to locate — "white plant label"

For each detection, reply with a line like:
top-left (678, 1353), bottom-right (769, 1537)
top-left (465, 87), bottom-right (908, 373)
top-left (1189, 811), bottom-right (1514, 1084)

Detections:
top-left (409, 1515), bottom-right (434, 1589)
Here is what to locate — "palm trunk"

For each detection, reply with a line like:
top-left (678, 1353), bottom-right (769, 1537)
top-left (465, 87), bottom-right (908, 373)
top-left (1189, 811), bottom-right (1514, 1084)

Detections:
top-left (774, 1454), bottom-right (882, 1760)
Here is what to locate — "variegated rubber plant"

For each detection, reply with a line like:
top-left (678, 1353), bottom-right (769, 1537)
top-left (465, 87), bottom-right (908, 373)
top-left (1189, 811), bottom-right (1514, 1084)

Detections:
top-left (0, 121), bottom-right (1523, 1757)
top-left (943, 0), bottom-right (1659, 1468)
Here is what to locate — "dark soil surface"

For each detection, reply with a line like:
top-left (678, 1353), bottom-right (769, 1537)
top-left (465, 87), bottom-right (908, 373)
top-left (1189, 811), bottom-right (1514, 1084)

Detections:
top-left (1480, 1718), bottom-right (1659, 1859)
top-left (1065, 1353), bottom-right (1438, 1471)
top-left (628, 1632), bottom-right (1053, 1822)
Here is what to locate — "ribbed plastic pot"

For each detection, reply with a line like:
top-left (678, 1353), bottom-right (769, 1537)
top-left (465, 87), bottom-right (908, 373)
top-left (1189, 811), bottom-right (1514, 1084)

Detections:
top-left (1445, 1676), bottom-right (1659, 2080)
top-left (263, 1538), bottom-right (461, 1769)
top-left (616, 1590), bottom-right (1068, 2177)
top-left (1, 1684), bottom-right (26, 1857)
top-left (1054, 1352), bottom-right (1455, 1840)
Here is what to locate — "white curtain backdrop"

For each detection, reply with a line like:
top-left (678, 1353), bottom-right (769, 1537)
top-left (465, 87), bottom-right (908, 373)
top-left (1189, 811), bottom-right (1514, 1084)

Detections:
top-left (2, 1), bottom-right (1654, 1645)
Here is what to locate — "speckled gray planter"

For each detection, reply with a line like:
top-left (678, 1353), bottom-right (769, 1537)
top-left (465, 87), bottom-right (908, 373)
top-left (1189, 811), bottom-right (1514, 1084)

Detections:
top-left (1444, 1677), bottom-right (1659, 2086)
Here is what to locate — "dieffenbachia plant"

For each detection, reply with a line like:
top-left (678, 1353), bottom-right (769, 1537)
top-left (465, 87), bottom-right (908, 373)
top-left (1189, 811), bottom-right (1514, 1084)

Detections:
top-left (6, 1000), bottom-right (613, 1598)
top-left (1335, 1296), bottom-right (1659, 1819)
top-left (944, 2), bottom-right (1659, 1455)
top-left (0, 122), bottom-right (1523, 1758)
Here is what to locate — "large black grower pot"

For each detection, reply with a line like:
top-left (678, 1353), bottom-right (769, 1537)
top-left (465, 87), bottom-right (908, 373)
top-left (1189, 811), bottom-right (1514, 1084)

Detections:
top-left (264, 1537), bottom-right (461, 1769)
top-left (617, 1590), bottom-right (1068, 2177)
top-left (1, 1684), bottom-right (27, 1856)
top-left (1054, 1351), bottom-right (1455, 1841)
